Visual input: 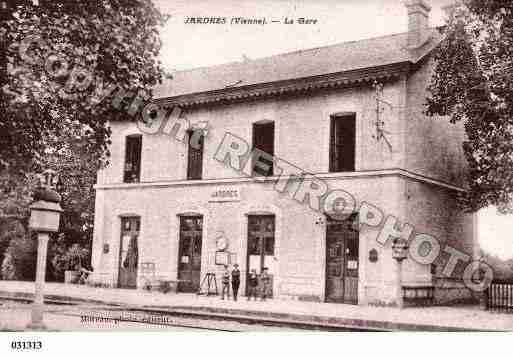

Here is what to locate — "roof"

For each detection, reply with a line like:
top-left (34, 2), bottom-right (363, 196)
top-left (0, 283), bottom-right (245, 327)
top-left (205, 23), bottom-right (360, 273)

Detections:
top-left (154, 28), bottom-right (443, 100)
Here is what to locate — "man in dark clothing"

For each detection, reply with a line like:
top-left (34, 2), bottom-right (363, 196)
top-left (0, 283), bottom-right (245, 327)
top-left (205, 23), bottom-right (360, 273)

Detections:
top-left (247, 269), bottom-right (258, 301)
top-left (231, 264), bottom-right (241, 301)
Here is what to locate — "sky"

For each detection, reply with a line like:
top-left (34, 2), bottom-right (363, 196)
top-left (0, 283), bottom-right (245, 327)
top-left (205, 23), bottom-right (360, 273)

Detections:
top-left (153, 0), bottom-right (513, 260)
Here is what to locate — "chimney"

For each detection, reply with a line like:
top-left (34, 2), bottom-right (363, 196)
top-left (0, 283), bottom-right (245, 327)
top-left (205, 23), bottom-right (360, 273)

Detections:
top-left (405, 0), bottom-right (432, 48)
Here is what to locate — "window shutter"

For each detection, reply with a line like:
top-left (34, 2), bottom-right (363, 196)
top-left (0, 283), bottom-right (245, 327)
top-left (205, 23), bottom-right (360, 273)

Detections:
top-left (124, 135), bottom-right (142, 183)
top-left (329, 114), bottom-right (355, 172)
top-left (187, 131), bottom-right (204, 180)
top-left (252, 122), bottom-right (275, 176)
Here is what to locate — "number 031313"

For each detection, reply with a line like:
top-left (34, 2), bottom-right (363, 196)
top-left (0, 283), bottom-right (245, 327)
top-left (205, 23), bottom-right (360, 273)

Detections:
top-left (11, 341), bottom-right (42, 350)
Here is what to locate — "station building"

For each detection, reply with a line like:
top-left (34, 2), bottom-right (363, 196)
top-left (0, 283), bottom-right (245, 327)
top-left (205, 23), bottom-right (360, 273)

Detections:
top-left (91, 0), bottom-right (476, 306)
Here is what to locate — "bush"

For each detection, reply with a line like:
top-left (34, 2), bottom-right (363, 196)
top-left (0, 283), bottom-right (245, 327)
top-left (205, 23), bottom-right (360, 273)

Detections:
top-left (0, 222), bottom-right (37, 281)
top-left (0, 219), bottom-right (16, 278)
top-left (51, 241), bottom-right (90, 281)
top-left (0, 222), bottom-right (91, 283)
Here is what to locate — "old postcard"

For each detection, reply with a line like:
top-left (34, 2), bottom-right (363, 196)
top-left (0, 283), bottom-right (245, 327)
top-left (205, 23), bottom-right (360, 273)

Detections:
top-left (0, 0), bottom-right (512, 357)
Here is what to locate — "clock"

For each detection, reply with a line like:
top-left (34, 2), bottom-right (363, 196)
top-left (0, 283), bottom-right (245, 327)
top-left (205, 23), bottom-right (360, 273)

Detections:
top-left (215, 232), bottom-right (228, 251)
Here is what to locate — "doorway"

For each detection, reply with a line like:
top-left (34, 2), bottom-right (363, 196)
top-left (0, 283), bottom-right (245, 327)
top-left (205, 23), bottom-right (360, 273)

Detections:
top-left (118, 217), bottom-right (140, 289)
top-left (247, 215), bottom-right (275, 297)
top-left (177, 216), bottom-right (203, 292)
top-left (325, 215), bottom-right (359, 304)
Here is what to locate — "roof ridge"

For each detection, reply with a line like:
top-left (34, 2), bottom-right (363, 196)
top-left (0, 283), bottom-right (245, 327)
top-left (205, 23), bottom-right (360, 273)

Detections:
top-left (155, 27), bottom-right (444, 100)
top-left (171, 29), bottom-right (437, 75)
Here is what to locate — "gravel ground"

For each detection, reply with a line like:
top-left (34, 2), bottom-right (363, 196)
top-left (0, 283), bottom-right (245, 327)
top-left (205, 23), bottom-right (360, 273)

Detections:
top-left (0, 300), bottom-right (305, 331)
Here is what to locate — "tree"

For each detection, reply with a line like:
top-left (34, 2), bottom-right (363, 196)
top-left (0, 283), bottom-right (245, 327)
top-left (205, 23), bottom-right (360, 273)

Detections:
top-left (43, 124), bottom-right (98, 281)
top-left (477, 248), bottom-right (513, 280)
top-left (0, 0), bottom-right (169, 279)
top-left (1, 0), bottom-right (168, 174)
top-left (426, 1), bottom-right (513, 212)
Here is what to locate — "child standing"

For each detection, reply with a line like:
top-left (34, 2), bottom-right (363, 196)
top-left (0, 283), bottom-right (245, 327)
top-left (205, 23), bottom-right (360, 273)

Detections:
top-left (260, 267), bottom-right (271, 301)
top-left (247, 269), bottom-right (258, 301)
top-left (231, 264), bottom-right (241, 301)
top-left (221, 264), bottom-right (230, 300)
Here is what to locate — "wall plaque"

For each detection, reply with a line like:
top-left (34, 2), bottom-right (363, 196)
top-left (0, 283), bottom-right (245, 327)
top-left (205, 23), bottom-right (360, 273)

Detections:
top-left (209, 188), bottom-right (241, 202)
top-left (215, 231), bottom-right (228, 251)
top-left (215, 251), bottom-right (230, 265)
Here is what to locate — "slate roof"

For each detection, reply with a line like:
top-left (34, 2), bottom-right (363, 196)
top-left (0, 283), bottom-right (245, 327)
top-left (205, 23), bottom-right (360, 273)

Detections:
top-left (154, 28), bottom-right (442, 100)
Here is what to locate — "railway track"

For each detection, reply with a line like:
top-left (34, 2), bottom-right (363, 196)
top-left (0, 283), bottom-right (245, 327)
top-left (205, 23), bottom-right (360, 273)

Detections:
top-left (0, 296), bottom-right (381, 331)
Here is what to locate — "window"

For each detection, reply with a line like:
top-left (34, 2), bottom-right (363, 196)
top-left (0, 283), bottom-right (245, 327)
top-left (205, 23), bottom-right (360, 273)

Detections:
top-left (329, 114), bottom-right (355, 172)
top-left (123, 135), bottom-right (142, 183)
top-left (252, 121), bottom-right (274, 176)
top-left (247, 215), bottom-right (275, 267)
top-left (187, 130), bottom-right (204, 180)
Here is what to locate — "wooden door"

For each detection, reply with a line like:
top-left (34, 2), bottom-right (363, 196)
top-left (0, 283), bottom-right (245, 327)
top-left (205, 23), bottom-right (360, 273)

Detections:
top-left (177, 216), bottom-right (203, 292)
top-left (247, 215), bottom-right (275, 297)
top-left (118, 217), bottom-right (140, 289)
top-left (325, 215), bottom-right (359, 304)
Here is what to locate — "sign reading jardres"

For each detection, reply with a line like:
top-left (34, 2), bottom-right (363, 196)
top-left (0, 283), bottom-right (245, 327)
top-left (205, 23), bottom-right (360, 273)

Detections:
top-left (209, 188), bottom-right (241, 203)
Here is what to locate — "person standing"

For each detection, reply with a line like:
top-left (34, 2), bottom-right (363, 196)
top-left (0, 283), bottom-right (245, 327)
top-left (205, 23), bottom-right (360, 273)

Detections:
top-left (221, 264), bottom-right (230, 300)
top-left (260, 267), bottom-right (271, 301)
top-left (231, 264), bottom-right (241, 301)
top-left (247, 269), bottom-right (259, 301)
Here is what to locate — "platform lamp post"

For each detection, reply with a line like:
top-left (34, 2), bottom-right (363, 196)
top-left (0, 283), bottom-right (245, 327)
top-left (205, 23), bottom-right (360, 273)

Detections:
top-left (27, 169), bottom-right (62, 330)
top-left (392, 238), bottom-right (409, 308)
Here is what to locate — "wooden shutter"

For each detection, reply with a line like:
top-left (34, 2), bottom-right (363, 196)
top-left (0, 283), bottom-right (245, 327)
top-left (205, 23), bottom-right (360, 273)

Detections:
top-left (187, 131), bottom-right (204, 180)
top-left (252, 122), bottom-right (274, 176)
top-left (123, 135), bottom-right (142, 183)
top-left (329, 114), bottom-right (355, 172)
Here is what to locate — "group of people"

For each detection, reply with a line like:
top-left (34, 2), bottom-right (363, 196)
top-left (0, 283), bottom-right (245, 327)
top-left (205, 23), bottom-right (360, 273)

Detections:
top-left (221, 264), bottom-right (271, 301)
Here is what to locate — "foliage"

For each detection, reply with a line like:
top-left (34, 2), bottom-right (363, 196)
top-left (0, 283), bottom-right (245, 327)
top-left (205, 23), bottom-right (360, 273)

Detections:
top-left (0, 123), bottom-right (99, 281)
top-left (0, 0), bottom-right (169, 280)
top-left (426, 1), bottom-right (513, 212)
top-left (52, 242), bottom-right (89, 274)
top-left (0, 221), bottom-right (36, 281)
top-left (0, 218), bottom-right (16, 275)
top-left (1, 0), bottom-right (168, 173)
top-left (478, 249), bottom-right (513, 280)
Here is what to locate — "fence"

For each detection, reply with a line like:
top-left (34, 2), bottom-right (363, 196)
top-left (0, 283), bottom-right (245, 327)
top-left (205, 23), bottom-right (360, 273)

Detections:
top-left (486, 279), bottom-right (513, 311)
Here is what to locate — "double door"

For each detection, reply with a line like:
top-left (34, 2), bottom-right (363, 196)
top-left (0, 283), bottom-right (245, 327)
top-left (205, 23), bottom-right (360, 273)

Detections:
top-left (247, 215), bottom-right (275, 297)
top-left (118, 217), bottom-right (140, 289)
top-left (177, 216), bottom-right (203, 292)
top-left (325, 216), bottom-right (359, 304)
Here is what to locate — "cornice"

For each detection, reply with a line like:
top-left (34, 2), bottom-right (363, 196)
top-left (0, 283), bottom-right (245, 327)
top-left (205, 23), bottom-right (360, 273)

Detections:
top-left (94, 168), bottom-right (465, 193)
top-left (154, 62), bottom-right (411, 109)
